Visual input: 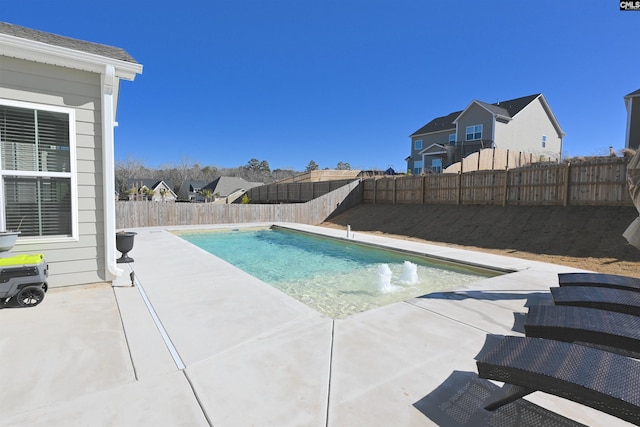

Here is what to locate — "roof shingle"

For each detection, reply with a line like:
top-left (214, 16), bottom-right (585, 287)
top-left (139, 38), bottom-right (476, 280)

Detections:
top-left (410, 93), bottom-right (541, 137)
top-left (0, 22), bottom-right (138, 64)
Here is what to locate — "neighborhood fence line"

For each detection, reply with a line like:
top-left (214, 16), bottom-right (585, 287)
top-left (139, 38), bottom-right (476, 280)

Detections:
top-left (243, 179), bottom-right (358, 204)
top-left (116, 180), bottom-right (362, 229)
top-left (115, 159), bottom-right (632, 228)
top-left (364, 158), bottom-right (633, 206)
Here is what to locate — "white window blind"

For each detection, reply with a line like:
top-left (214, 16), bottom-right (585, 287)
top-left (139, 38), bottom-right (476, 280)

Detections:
top-left (0, 104), bottom-right (73, 238)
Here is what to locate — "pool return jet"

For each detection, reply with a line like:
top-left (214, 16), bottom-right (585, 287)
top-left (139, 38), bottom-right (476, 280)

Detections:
top-left (377, 261), bottom-right (419, 293)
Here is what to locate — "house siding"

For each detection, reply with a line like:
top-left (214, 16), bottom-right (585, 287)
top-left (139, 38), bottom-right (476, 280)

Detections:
top-left (0, 56), bottom-right (106, 287)
top-left (628, 96), bottom-right (640, 150)
top-left (409, 129), bottom-right (453, 173)
top-left (455, 104), bottom-right (494, 144)
top-left (420, 143), bottom-right (448, 172)
top-left (494, 97), bottom-right (562, 161)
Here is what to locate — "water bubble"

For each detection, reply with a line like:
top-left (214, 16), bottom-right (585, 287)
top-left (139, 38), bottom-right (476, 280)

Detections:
top-left (377, 264), bottom-right (395, 293)
top-left (398, 261), bottom-right (419, 285)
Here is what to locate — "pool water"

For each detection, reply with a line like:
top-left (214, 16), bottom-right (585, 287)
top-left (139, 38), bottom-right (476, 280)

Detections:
top-left (178, 228), bottom-right (499, 318)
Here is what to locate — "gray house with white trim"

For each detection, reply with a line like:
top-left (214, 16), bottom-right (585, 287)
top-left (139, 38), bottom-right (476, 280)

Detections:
top-left (0, 22), bottom-right (142, 287)
top-left (124, 179), bottom-right (177, 202)
top-left (407, 94), bottom-right (564, 174)
top-left (625, 89), bottom-right (640, 151)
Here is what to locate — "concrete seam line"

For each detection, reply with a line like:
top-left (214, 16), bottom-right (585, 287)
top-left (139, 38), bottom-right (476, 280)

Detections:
top-left (112, 284), bottom-right (138, 381)
top-left (183, 370), bottom-right (213, 427)
top-left (325, 319), bottom-right (335, 427)
top-left (130, 265), bottom-right (186, 370)
top-left (402, 300), bottom-right (493, 334)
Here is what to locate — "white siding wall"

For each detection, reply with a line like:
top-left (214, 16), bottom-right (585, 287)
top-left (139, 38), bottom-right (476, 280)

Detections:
top-left (494, 98), bottom-right (562, 161)
top-left (0, 56), bottom-right (105, 287)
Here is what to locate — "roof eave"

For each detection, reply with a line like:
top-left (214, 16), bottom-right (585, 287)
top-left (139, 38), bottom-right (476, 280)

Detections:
top-left (409, 127), bottom-right (455, 138)
top-left (453, 100), bottom-right (512, 124)
top-left (0, 33), bottom-right (143, 80)
top-left (624, 89), bottom-right (640, 100)
top-left (452, 100), bottom-right (480, 124)
top-left (537, 94), bottom-right (565, 138)
top-left (494, 114), bottom-right (512, 122)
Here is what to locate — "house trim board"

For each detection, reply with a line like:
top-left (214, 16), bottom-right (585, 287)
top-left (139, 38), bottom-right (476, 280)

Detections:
top-left (1, 29), bottom-right (142, 282)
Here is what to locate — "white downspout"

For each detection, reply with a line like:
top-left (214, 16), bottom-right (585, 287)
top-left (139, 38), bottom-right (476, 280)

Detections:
top-left (492, 116), bottom-right (496, 147)
top-left (626, 97), bottom-right (633, 150)
top-left (102, 64), bottom-right (123, 280)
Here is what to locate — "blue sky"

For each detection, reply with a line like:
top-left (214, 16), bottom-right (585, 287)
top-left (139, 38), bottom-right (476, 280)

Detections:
top-left (3, 1), bottom-right (639, 171)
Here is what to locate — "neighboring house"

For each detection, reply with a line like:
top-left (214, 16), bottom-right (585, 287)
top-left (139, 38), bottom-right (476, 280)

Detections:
top-left (177, 180), bottom-right (207, 202)
top-left (625, 89), bottom-right (640, 151)
top-left (124, 179), bottom-right (177, 202)
top-left (407, 94), bottom-right (564, 174)
top-left (0, 22), bottom-right (142, 287)
top-left (202, 177), bottom-right (262, 202)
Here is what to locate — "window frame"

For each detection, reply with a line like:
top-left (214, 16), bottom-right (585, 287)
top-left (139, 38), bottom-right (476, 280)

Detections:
top-left (413, 160), bottom-right (423, 175)
top-left (0, 98), bottom-right (78, 243)
top-left (448, 133), bottom-right (456, 145)
top-left (414, 139), bottom-right (423, 150)
top-left (465, 124), bottom-right (483, 141)
top-left (542, 135), bottom-right (547, 148)
top-left (431, 158), bottom-right (443, 173)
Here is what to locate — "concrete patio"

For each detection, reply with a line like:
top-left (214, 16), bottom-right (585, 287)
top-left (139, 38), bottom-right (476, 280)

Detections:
top-left (0, 223), bottom-right (633, 426)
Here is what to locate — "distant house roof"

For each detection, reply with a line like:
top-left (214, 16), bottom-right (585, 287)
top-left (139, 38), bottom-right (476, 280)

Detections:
top-left (410, 111), bottom-right (460, 136)
top-left (126, 179), bottom-right (174, 191)
top-left (486, 93), bottom-right (540, 118)
top-left (0, 22), bottom-right (138, 63)
top-left (203, 177), bottom-right (262, 197)
top-left (410, 94), bottom-right (542, 137)
top-left (176, 180), bottom-right (208, 201)
top-left (183, 180), bottom-right (207, 192)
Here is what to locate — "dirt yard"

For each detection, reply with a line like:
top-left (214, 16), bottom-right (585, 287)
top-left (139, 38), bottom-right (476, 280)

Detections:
top-left (321, 204), bottom-right (640, 279)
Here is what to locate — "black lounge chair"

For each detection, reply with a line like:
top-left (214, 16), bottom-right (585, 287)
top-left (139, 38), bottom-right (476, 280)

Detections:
top-left (551, 286), bottom-right (640, 316)
top-left (559, 272), bottom-right (640, 292)
top-left (476, 336), bottom-right (640, 424)
top-left (524, 304), bottom-right (640, 355)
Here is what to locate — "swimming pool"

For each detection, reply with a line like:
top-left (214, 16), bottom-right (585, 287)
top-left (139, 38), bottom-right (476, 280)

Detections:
top-left (177, 227), bottom-right (501, 318)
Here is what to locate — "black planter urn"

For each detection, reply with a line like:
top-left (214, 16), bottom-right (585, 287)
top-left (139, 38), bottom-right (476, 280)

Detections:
top-left (116, 231), bottom-right (137, 263)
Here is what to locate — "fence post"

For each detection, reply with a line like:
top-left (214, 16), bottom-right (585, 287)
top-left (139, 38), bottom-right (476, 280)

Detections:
top-left (491, 147), bottom-right (496, 170)
top-left (457, 171), bottom-right (462, 205)
top-left (422, 174), bottom-right (426, 204)
top-left (502, 167), bottom-right (509, 206)
top-left (563, 162), bottom-right (571, 207)
top-left (373, 178), bottom-right (377, 204)
top-left (393, 177), bottom-right (397, 205)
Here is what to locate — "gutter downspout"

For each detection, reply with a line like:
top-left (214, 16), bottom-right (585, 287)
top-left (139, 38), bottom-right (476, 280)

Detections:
top-left (102, 64), bottom-right (123, 280)
top-left (625, 96), bottom-right (633, 150)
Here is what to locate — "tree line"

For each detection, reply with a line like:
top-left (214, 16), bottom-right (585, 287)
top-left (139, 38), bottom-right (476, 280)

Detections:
top-left (115, 157), bottom-right (352, 194)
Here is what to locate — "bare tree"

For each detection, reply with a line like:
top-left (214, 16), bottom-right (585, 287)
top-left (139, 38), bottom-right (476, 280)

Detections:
top-left (115, 156), bottom-right (151, 193)
top-left (116, 158), bottom-right (299, 193)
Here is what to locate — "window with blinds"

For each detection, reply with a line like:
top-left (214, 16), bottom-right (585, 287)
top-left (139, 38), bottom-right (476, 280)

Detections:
top-left (0, 103), bottom-right (74, 238)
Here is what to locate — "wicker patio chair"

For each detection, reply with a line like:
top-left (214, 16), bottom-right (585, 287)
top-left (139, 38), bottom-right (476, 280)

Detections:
top-left (524, 304), bottom-right (640, 355)
top-left (551, 286), bottom-right (640, 316)
top-left (559, 272), bottom-right (640, 292)
top-left (476, 336), bottom-right (640, 424)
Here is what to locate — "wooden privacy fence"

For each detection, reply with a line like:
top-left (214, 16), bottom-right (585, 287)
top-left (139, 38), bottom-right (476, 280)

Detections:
top-left (116, 180), bottom-right (362, 228)
top-left (244, 179), bottom-right (358, 203)
top-left (364, 158), bottom-right (633, 206)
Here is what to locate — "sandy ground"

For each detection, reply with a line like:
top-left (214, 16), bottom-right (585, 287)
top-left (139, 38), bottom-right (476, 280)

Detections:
top-left (322, 204), bottom-right (640, 279)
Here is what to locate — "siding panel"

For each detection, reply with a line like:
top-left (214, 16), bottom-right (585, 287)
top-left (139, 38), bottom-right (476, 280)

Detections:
top-left (1, 56), bottom-right (105, 287)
